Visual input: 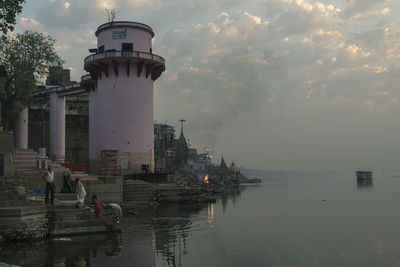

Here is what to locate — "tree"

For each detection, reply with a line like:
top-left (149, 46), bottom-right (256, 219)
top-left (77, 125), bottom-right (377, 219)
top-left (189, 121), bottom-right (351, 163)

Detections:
top-left (0, 0), bottom-right (26, 35)
top-left (0, 31), bottom-right (63, 129)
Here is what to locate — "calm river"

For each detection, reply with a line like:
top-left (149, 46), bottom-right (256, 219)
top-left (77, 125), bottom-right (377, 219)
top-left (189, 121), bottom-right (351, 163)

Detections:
top-left (2, 172), bottom-right (400, 266)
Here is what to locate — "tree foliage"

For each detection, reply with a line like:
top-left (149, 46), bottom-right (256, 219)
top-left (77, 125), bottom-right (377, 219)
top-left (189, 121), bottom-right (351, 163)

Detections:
top-left (0, 0), bottom-right (26, 35)
top-left (0, 31), bottom-right (63, 129)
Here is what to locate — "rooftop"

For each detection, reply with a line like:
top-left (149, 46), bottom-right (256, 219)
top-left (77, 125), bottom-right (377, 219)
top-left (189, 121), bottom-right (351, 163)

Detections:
top-left (95, 21), bottom-right (155, 37)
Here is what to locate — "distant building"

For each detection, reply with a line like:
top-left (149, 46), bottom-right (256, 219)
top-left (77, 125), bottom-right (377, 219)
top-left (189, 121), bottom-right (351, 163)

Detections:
top-left (154, 123), bottom-right (176, 171)
top-left (46, 67), bottom-right (74, 86)
top-left (204, 156), bottom-right (243, 185)
top-left (175, 125), bottom-right (189, 171)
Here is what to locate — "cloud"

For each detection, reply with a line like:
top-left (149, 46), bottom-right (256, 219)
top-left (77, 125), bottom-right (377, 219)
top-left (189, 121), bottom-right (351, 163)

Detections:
top-left (35, 0), bottom-right (104, 29)
top-left (302, 29), bottom-right (344, 49)
top-left (16, 0), bottom-right (400, 170)
top-left (343, 0), bottom-right (391, 19)
top-left (276, 0), bottom-right (342, 35)
top-left (55, 44), bottom-right (70, 52)
top-left (20, 17), bottom-right (39, 27)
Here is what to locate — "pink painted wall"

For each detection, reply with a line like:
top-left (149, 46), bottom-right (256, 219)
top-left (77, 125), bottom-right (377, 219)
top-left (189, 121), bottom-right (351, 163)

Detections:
top-left (97, 23), bottom-right (152, 53)
top-left (49, 93), bottom-right (65, 159)
top-left (90, 62), bottom-right (154, 158)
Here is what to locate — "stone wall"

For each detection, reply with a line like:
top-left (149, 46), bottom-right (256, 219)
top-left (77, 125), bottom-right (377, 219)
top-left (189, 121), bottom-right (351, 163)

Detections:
top-left (16, 171), bottom-right (65, 194)
top-left (0, 205), bottom-right (48, 241)
top-left (82, 176), bottom-right (123, 203)
top-left (123, 180), bottom-right (157, 203)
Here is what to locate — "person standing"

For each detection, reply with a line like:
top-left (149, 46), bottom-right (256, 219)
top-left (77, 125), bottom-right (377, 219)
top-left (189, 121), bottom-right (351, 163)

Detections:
top-left (75, 178), bottom-right (86, 207)
top-left (43, 167), bottom-right (55, 205)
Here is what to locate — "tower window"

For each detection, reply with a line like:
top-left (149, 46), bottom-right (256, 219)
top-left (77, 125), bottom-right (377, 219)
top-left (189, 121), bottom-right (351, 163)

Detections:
top-left (98, 45), bottom-right (105, 53)
top-left (122, 43), bottom-right (133, 51)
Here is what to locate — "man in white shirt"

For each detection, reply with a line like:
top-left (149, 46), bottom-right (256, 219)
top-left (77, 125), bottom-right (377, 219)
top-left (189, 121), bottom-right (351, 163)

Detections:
top-left (43, 167), bottom-right (55, 205)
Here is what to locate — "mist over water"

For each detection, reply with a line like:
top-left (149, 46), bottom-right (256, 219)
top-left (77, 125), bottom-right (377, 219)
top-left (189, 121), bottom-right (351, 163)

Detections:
top-left (3, 172), bottom-right (400, 266)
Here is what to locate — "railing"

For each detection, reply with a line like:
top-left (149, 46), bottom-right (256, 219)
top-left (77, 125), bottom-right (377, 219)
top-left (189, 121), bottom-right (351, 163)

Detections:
top-left (84, 50), bottom-right (165, 65)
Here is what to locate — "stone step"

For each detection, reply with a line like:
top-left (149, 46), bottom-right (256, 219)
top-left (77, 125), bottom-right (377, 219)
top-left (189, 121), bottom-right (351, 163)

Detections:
top-left (14, 158), bottom-right (37, 163)
top-left (14, 161), bottom-right (36, 165)
top-left (14, 148), bottom-right (35, 152)
top-left (14, 165), bottom-right (37, 169)
top-left (74, 176), bottom-right (98, 181)
top-left (55, 193), bottom-right (76, 201)
top-left (14, 154), bottom-right (38, 160)
top-left (14, 151), bottom-right (37, 155)
top-left (15, 168), bottom-right (68, 174)
top-left (14, 154), bottom-right (37, 158)
top-left (47, 163), bottom-right (61, 169)
top-left (15, 170), bottom-right (47, 175)
top-left (71, 173), bottom-right (88, 177)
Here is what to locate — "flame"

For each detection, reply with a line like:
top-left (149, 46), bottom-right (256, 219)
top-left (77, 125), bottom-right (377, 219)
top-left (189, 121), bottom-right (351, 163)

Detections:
top-left (204, 174), bottom-right (209, 184)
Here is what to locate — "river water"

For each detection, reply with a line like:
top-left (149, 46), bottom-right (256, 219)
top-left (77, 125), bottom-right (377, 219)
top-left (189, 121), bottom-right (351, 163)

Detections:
top-left (2, 172), bottom-right (400, 266)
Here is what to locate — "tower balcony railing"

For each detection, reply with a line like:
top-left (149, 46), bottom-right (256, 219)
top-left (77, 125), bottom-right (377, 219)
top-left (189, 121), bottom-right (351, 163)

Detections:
top-left (84, 50), bottom-right (165, 66)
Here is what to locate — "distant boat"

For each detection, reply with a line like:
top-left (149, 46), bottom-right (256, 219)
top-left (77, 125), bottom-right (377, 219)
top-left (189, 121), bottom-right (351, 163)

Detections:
top-left (356, 171), bottom-right (373, 180)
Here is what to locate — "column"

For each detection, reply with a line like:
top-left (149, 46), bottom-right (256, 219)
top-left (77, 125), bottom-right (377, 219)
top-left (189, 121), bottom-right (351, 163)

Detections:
top-left (14, 106), bottom-right (28, 149)
top-left (49, 92), bottom-right (65, 162)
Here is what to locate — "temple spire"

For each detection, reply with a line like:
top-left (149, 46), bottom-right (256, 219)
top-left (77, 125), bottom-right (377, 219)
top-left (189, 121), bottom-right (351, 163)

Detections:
top-left (175, 119), bottom-right (189, 170)
top-left (179, 119), bottom-right (186, 137)
top-left (220, 155), bottom-right (228, 170)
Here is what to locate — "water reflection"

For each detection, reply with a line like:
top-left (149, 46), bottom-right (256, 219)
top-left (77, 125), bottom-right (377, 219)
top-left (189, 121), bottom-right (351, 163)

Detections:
top-left (154, 219), bottom-right (190, 267)
top-left (152, 185), bottom-right (246, 266)
top-left (357, 179), bottom-right (373, 189)
top-left (0, 186), bottom-right (245, 267)
top-left (208, 202), bottom-right (214, 223)
top-left (149, 202), bottom-right (210, 267)
top-left (0, 233), bottom-right (118, 267)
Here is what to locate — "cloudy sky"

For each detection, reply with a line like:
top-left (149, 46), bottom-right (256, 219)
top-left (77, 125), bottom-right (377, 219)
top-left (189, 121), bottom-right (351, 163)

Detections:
top-left (13, 0), bottom-right (400, 171)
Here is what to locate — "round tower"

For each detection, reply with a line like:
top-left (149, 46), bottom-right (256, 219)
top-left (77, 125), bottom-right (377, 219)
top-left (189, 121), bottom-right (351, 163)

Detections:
top-left (84, 21), bottom-right (165, 174)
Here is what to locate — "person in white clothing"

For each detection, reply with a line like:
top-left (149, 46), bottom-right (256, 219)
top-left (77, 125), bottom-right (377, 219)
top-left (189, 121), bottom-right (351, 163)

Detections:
top-left (43, 167), bottom-right (55, 205)
top-left (75, 178), bottom-right (86, 207)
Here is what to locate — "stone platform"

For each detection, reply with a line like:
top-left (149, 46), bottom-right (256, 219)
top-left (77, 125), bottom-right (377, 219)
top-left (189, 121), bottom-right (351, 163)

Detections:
top-left (0, 205), bottom-right (48, 241)
top-left (123, 180), bottom-right (215, 207)
top-left (47, 204), bottom-right (115, 237)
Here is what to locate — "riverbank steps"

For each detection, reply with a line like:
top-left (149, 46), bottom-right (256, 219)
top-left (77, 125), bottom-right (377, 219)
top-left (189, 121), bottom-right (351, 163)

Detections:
top-left (15, 171), bottom-right (123, 204)
top-left (47, 204), bottom-right (115, 237)
top-left (0, 174), bottom-right (118, 241)
top-left (82, 175), bottom-right (123, 203)
top-left (0, 176), bottom-right (216, 241)
top-left (123, 180), bottom-right (214, 206)
top-left (0, 205), bottom-right (48, 241)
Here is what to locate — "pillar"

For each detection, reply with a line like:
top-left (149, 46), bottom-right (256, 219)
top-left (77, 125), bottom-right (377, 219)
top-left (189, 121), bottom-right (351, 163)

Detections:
top-left (49, 92), bottom-right (65, 162)
top-left (14, 106), bottom-right (28, 149)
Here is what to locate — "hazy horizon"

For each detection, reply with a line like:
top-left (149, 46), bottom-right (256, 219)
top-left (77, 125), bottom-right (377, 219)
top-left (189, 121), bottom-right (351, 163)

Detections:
top-left (13, 0), bottom-right (400, 171)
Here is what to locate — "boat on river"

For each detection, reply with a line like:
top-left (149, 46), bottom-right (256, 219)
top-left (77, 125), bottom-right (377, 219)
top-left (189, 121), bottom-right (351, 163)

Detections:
top-left (356, 171), bottom-right (373, 180)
